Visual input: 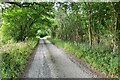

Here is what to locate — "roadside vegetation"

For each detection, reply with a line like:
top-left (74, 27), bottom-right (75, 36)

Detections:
top-left (1, 39), bottom-right (38, 78)
top-left (49, 38), bottom-right (118, 77)
top-left (49, 2), bottom-right (119, 78)
top-left (0, 2), bottom-right (53, 78)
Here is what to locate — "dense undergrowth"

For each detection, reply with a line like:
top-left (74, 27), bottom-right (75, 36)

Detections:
top-left (48, 38), bottom-right (118, 78)
top-left (0, 39), bottom-right (38, 78)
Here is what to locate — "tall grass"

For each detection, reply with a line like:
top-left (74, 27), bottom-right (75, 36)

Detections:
top-left (0, 39), bottom-right (38, 78)
top-left (49, 38), bottom-right (118, 78)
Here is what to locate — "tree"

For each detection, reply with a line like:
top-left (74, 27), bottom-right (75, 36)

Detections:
top-left (1, 2), bottom-right (54, 42)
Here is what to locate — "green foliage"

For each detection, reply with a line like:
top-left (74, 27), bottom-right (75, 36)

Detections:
top-left (1, 2), bottom-right (119, 78)
top-left (0, 2), bottom-right (54, 78)
top-left (52, 3), bottom-right (119, 78)
top-left (49, 38), bottom-right (118, 77)
top-left (53, 2), bottom-right (119, 48)
top-left (1, 39), bottom-right (38, 78)
top-left (1, 3), bottom-right (54, 42)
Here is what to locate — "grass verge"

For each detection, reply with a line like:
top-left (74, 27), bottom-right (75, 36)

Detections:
top-left (48, 38), bottom-right (118, 78)
top-left (0, 39), bottom-right (38, 78)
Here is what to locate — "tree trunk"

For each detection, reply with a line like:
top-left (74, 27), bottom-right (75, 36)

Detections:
top-left (111, 2), bottom-right (120, 53)
top-left (84, 2), bottom-right (93, 47)
top-left (88, 13), bottom-right (92, 47)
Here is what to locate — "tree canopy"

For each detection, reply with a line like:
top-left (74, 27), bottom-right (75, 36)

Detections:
top-left (1, 2), bottom-right (54, 42)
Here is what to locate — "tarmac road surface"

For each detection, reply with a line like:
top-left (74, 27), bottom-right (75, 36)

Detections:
top-left (22, 39), bottom-right (98, 78)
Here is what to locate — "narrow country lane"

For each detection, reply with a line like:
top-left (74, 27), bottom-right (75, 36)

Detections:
top-left (22, 39), bottom-right (98, 78)
top-left (2, 2), bottom-right (118, 78)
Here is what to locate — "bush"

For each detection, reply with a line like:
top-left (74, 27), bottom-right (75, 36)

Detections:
top-left (1, 40), bottom-right (38, 78)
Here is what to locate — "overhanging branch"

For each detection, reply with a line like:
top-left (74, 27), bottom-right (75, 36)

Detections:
top-left (3, 2), bottom-right (51, 16)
